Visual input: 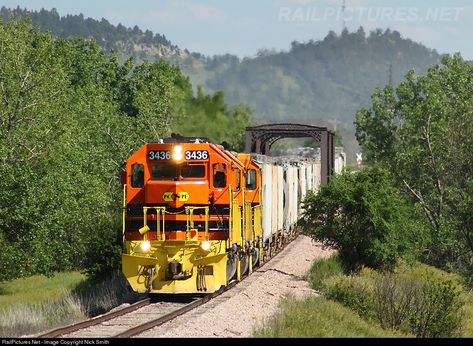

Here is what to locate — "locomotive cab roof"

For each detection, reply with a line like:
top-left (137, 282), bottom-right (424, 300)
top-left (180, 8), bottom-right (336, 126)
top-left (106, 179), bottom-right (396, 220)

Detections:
top-left (156, 133), bottom-right (211, 144)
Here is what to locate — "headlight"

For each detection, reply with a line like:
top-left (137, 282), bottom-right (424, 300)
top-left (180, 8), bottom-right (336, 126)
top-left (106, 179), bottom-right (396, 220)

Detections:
top-left (141, 240), bottom-right (151, 252)
top-left (173, 152), bottom-right (183, 161)
top-left (173, 145), bottom-right (183, 161)
top-left (201, 241), bottom-right (211, 251)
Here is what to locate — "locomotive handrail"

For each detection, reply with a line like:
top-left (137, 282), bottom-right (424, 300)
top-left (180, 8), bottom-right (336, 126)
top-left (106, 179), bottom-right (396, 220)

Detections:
top-left (122, 184), bottom-right (127, 245)
top-left (229, 184), bottom-right (233, 244)
top-left (185, 206), bottom-right (209, 241)
top-left (143, 206), bottom-right (166, 241)
top-left (140, 205), bottom-right (210, 242)
top-left (242, 187), bottom-right (246, 246)
top-left (245, 201), bottom-right (253, 242)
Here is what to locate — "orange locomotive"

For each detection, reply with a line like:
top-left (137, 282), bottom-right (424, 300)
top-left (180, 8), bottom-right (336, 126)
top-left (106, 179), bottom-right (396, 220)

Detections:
top-left (121, 136), bottom-right (263, 294)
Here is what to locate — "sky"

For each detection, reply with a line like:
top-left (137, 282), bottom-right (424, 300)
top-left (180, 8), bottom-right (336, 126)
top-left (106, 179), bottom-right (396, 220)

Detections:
top-left (1, 0), bottom-right (472, 60)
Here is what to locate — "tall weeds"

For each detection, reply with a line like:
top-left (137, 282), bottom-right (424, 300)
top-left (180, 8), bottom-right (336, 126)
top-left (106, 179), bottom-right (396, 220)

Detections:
top-left (0, 273), bottom-right (142, 337)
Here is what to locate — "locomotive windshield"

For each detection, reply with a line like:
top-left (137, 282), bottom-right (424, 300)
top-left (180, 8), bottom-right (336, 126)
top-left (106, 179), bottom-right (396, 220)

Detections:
top-left (181, 164), bottom-right (205, 178)
top-left (151, 163), bottom-right (205, 180)
top-left (152, 165), bottom-right (175, 179)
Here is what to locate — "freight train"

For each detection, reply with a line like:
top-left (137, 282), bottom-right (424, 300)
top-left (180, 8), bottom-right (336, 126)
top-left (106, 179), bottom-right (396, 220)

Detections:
top-left (121, 135), bottom-right (344, 294)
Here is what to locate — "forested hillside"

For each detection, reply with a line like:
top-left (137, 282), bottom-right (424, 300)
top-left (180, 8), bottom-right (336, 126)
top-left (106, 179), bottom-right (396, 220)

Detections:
top-left (187, 28), bottom-right (441, 158)
top-left (197, 28), bottom-right (440, 124)
top-left (0, 6), bottom-right (189, 63)
top-left (1, 7), bottom-right (443, 160)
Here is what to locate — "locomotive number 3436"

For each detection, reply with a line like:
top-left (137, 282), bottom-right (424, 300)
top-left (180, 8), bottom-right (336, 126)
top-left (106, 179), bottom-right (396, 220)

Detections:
top-left (148, 151), bottom-right (171, 160)
top-left (185, 150), bottom-right (209, 160)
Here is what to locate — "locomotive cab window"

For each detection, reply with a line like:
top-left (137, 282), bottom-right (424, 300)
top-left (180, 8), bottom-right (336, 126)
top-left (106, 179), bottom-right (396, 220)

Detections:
top-left (131, 164), bottom-right (144, 188)
top-left (246, 169), bottom-right (257, 190)
top-left (152, 163), bottom-right (205, 180)
top-left (152, 164), bottom-right (176, 180)
top-left (182, 164), bottom-right (205, 178)
top-left (213, 163), bottom-right (227, 188)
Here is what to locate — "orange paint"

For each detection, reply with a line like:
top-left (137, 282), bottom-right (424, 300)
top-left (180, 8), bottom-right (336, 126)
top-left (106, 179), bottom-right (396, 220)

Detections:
top-left (123, 141), bottom-right (262, 240)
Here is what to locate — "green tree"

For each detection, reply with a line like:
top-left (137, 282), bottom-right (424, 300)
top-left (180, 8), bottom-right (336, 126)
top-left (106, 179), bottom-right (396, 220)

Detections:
top-left (128, 60), bottom-right (187, 141)
top-left (355, 54), bottom-right (473, 273)
top-left (172, 86), bottom-right (251, 150)
top-left (0, 15), bottom-right (73, 278)
top-left (300, 167), bottom-right (426, 271)
top-left (0, 15), bottom-right (252, 282)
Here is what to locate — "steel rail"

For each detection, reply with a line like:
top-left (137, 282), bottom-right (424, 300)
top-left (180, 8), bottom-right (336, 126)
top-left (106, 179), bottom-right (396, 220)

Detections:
top-left (36, 229), bottom-right (299, 339)
top-left (114, 282), bottom-right (237, 338)
top-left (114, 231), bottom-right (299, 337)
top-left (37, 298), bottom-right (151, 338)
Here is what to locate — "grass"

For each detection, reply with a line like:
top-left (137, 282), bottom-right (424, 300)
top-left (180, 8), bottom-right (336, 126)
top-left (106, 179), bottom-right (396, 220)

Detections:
top-left (2, 259), bottom-right (472, 338)
top-left (253, 295), bottom-right (409, 338)
top-left (0, 292), bottom-right (85, 337)
top-left (395, 261), bottom-right (473, 338)
top-left (306, 254), bottom-right (344, 290)
top-left (253, 255), bottom-right (410, 338)
top-left (0, 272), bottom-right (86, 337)
top-left (463, 292), bottom-right (473, 337)
top-left (0, 271), bottom-right (143, 337)
top-left (0, 272), bottom-right (85, 308)
top-left (255, 256), bottom-right (473, 338)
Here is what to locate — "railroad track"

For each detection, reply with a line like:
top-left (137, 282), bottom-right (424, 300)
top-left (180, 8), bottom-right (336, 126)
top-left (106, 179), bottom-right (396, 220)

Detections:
top-left (37, 283), bottom-right (236, 338)
top-left (37, 231), bottom-right (298, 338)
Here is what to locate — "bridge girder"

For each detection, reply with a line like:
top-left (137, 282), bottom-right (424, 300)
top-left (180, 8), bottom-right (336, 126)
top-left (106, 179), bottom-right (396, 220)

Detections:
top-left (245, 123), bottom-right (334, 184)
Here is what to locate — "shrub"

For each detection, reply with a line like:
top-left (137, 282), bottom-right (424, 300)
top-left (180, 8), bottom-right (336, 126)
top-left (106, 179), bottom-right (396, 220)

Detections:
top-left (322, 271), bottom-right (376, 321)
top-left (412, 279), bottom-right (463, 337)
top-left (253, 295), bottom-right (406, 338)
top-left (374, 272), bottom-right (418, 331)
top-left (321, 264), bottom-right (465, 338)
top-left (300, 166), bottom-right (427, 271)
top-left (374, 272), bottom-right (464, 337)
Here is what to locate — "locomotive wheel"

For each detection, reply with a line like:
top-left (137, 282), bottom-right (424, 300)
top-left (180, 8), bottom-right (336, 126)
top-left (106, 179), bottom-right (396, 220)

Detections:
top-left (279, 236), bottom-right (284, 249)
top-left (263, 244), bottom-right (270, 263)
top-left (226, 255), bottom-right (237, 282)
top-left (240, 253), bottom-right (249, 276)
top-left (274, 239), bottom-right (280, 253)
top-left (251, 248), bottom-right (259, 268)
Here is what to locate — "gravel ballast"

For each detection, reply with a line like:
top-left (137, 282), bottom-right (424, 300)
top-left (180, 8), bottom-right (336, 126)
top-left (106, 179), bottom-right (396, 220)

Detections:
top-left (137, 234), bottom-right (334, 338)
